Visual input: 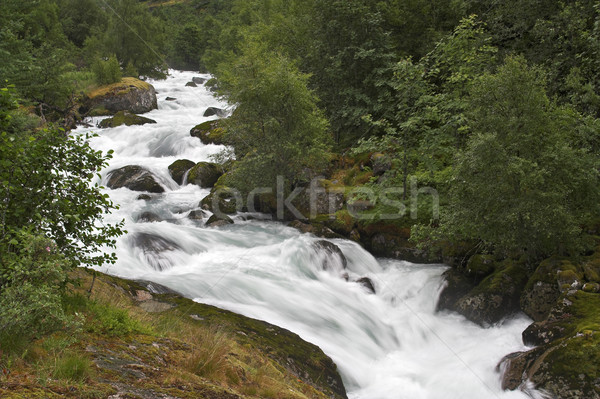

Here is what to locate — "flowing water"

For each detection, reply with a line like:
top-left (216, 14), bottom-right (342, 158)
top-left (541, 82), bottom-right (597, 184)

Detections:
top-left (75, 70), bottom-right (543, 399)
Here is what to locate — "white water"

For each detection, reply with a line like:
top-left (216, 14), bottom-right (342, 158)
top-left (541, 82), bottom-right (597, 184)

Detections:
top-left (75, 70), bottom-right (542, 399)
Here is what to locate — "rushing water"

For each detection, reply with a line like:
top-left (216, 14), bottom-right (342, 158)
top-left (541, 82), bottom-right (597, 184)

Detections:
top-left (75, 70), bottom-right (543, 399)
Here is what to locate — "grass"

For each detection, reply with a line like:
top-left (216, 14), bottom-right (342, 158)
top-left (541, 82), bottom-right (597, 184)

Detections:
top-left (0, 269), bottom-right (343, 399)
top-left (51, 352), bottom-right (92, 383)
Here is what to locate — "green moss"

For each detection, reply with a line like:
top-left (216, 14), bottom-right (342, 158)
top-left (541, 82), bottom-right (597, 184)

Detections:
top-left (464, 254), bottom-right (496, 280)
top-left (326, 210), bottom-right (355, 235)
top-left (525, 256), bottom-right (581, 291)
top-left (187, 162), bottom-right (222, 188)
top-left (87, 77), bottom-right (152, 99)
top-left (190, 119), bottom-right (227, 145)
top-left (98, 111), bottom-right (156, 128)
top-left (544, 334), bottom-right (600, 395)
top-left (88, 106), bottom-right (111, 117)
top-left (471, 259), bottom-right (528, 296)
top-left (583, 257), bottom-right (600, 282)
top-left (168, 159), bottom-right (195, 185)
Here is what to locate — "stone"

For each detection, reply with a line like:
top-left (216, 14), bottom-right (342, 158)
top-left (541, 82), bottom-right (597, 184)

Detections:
top-left (106, 166), bottom-right (164, 193)
top-left (98, 111), bottom-right (156, 128)
top-left (313, 240), bottom-right (347, 270)
top-left (168, 159), bottom-right (195, 185)
top-left (187, 162), bottom-right (223, 188)
top-left (206, 214), bottom-right (234, 227)
top-left (203, 106), bottom-right (228, 117)
top-left (190, 119), bottom-right (226, 145)
top-left (187, 210), bottom-right (207, 220)
top-left (130, 232), bottom-right (180, 271)
top-left (192, 77), bottom-right (206, 84)
top-left (356, 277), bottom-right (376, 294)
top-left (185, 81), bottom-right (197, 87)
top-left (137, 212), bottom-right (162, 223)
top-left (85, 77), bottom-right (158, 115)
top-left (165, 97), bottom-right (176, 101)
top-left (453, 260), bottom-right (528, 326)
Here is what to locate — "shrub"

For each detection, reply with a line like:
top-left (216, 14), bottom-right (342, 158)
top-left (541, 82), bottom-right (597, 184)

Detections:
top-left (0, 230), bottom-right (73, 340)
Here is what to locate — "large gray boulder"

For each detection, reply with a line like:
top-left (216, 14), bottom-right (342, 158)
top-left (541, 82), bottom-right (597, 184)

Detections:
top-left (86, 77), bottom-right (158, 116)
top-left (106, 165), bottom-right (164, 193)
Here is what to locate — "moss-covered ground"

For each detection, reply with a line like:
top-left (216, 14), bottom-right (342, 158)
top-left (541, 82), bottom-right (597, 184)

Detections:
top-left (0, 269), bottom-right (346, 399)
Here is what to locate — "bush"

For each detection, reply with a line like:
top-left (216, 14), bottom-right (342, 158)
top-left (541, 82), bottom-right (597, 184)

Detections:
top-left (89, 302), bottom-right (145, 336)
top-left (92, 55), bottom-right (122, 85)
top-left (0, 230), bottom-right (73, 339)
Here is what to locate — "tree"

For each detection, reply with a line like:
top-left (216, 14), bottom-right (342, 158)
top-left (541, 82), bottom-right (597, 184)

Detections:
top-left (445, 56), bottom-right (599, 258)
top-left (0, 86), bottom-right (122, 270)
top-left (215, 42), bottom-right (330, 195)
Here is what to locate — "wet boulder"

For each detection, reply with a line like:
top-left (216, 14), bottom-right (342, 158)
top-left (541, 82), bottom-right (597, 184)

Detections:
top-left (188, 209), bottom-right (208, 221)
top-left (185, 81), bottom-right (197, 87)
top-left (452, 259), bottom-right (528, 326)
top-left (98, 110), bottom-right (156, 128)
top-left (168, 159), bottom-right (196, 185)
top-left (106, 165), bottom-right (164, 193)
top-left (203, 106), bottom-right (228, 117)
top-left (313, 240), bottom-right (347, 271)
top-left (187, 162), bottom-right (223, 188)
top-left (85, 77), bottom-right (157, 115)
top-left (206, 214), bottom-right (234, 227)
top-left (131, 232), bottom-right (180, 271)
top-left (356, 277), bottom-right (376, 294)
top-left (190, 119), bottom-right (226, 145)
top-left (192, 77), bottom-right (206, 85)
top-left (501, 291), bottom-right (600, 398)
top-left (137, 212), bottom-right (162, 223)
top-left (437, 268), bottom-right (477, 311)
top-left (520, 257), bottom-right (577, 322)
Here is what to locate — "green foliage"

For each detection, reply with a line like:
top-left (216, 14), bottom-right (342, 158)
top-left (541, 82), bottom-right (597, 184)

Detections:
top-left (215, 42), bottom-right (330, 194)
top-left (88, 302), bottom-right (145, 336)
top-left (0, 87), bottom-right (123, 268)
top-left (0, 230), bottom-right (72, 339)
top-left (92, 55), bottom-right (122, 85)
top-left (84, 0), bottom-right (167, 78)
top-left (445, 56), bottom-right (600, 258)
top-left (51, 352), bottom-right (92, 382)
top-left (0, 87), bottom-right (122, 340)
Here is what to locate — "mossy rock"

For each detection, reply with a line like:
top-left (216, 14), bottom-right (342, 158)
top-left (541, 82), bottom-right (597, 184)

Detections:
top-left (205, 214), bottom-right (234, 227)
top-left (325, 210), bottom-right (355, 236)
top-left (85, 77), bottom-right (157, 115)
top-left (187, 162), bottom-right (223, 188)
top-left (201, 188), bottom-right (240, 215)
top-left (99, 111), bottom-right (156, 128)
top-left (520, 256), bottom-right (582, 322)
top-left (190, 119), bottom-right (227, 145)
top-left (584, 256), bottom-right (600, 282)
top-left (454, 260), bottom-right (529, 326)
top-left (523, 290), bottom-right (600, 346)
top-left (106, 165), bottom-right (164, 193)
top-left (437, 268), bottom-right (477, 312)
top-left (168, 159), bottom-right (195, 185)
top-left (463, 254), bottom-right (496, 282)
top-left (508, 291), bottom-right (600, 398)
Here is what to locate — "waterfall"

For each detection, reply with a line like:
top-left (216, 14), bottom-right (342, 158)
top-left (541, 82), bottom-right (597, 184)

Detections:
top-left (74, 70), bottom-right (541, 399)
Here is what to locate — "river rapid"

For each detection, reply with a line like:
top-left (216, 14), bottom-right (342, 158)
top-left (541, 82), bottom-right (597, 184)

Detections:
top-left (75, 70), bottom-right (544, 399)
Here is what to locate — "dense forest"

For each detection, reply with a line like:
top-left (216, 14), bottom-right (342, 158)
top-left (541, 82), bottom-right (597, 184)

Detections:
top-left (1, 0), bottom-right (600, 397)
